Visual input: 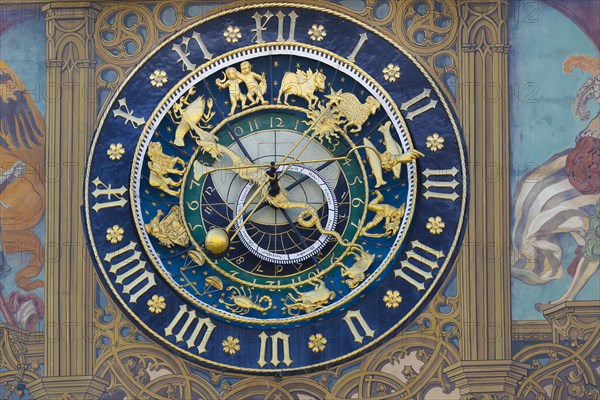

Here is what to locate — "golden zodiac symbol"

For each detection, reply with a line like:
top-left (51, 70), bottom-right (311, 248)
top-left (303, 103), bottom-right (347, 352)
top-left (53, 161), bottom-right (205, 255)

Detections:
top-left (325, 89), bottom-right (380, 133)
top-left (188, 249), bottom-right (206, 266)
top-left (364, 121), bottom-right (425, 187)
top-left (147, 141), bottom-right (186, 196)
top-left (284, 278), bottom-right (336, 315)
top-left (216, 62), bottom-right (268, 115)
top-left (305, 102), bottom-right (344, 144)
top-left (169, 87), bottom-right (216, 147)
top-left (277, 68), bottom-right (326, 109)
top-left (238, 61), bottom-right (268, 106)
top-left (198, 275), bottom-right (223, 296)
top-left (145, 206), bottom-right (190, 248)
top-left (216, 67), bottom-right (248, 115)
top-left (361, 190), bottom-right (405, 238)
top-left (219, 286), bottom-right (273, 315)
top-left (331, 248), bottom-right (376, 289)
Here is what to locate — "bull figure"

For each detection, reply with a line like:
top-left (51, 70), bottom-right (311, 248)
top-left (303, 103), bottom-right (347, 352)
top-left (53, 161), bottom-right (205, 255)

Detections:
top-left (277, 68), bottom-right (326, 109)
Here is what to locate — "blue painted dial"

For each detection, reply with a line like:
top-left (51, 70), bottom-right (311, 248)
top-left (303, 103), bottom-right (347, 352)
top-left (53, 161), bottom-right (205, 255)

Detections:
top-left (84, 4), bottom-right (467, 373)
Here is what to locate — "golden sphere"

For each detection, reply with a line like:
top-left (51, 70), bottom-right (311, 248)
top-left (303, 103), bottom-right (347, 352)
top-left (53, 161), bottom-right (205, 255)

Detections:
top-left (204, 228), bottom-right (230, 256)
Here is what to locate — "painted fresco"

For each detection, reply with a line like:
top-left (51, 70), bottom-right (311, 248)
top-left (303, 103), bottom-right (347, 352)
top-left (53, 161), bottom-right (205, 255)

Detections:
top-left (510, 0), bottom-right (600, 320)
top-left (0, 8), bottom-right (46, 332)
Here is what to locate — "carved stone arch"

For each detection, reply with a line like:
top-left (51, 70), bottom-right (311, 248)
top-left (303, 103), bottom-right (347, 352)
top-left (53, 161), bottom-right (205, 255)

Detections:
top-left (60, 42), bottom-right (83, 74)
top-left (221, 377), bottom-right (330, 400)
top-left (329, 369), bottom-right (408, 399)
top-left (56, 37), bottom-right (82, 59)
top-left (513, 323), bottom-right (600, 399)
top-left (272, 378), bottom-right (332, 398)
top-left (94, 343), bottom-right (221, 400)
top-left (468, 18), bottom-right (500, 44)
top-left (470, 21), bottom-right (498, 52)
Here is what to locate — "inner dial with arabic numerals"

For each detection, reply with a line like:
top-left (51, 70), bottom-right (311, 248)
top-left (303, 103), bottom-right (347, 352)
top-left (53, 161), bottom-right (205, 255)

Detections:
top-left (134, 48), bottom-right (420, 327)
top-left (184, 110), bottom-right (363, 277)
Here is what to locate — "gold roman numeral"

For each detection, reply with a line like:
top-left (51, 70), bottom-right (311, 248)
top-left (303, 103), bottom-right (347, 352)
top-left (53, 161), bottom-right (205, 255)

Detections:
top-left (343, 310), bottom-right (375, 343)
top-left (172, 32), bottom-right (214, 71)
top-left (394, 240), bottom-right (445, 291)
top-left (165, 305), bottom-right (216, 354)
top-left (257, 331), bottom-right (293, 367)
top-left (251, 10), bottom-right (299, 43)
top-left (103, 241), bottom-right (156, 303)
top-left (91, 177), bottom-right (128, 212)
top-left (347, 33), bottom-right (368, 63)
top-left (400, 89), bottom-right (438, 120)
top-left (422, 167), bottom-right (460, 201)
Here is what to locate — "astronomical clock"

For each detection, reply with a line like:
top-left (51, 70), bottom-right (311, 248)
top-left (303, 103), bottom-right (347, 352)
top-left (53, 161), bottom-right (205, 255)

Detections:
top-left (84, 4), bottom-right (467, 373)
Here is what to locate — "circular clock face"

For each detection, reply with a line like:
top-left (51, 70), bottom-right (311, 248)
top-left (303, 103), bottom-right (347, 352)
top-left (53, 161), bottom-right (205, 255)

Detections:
top-left (84, 4), bottom-right (467, 373)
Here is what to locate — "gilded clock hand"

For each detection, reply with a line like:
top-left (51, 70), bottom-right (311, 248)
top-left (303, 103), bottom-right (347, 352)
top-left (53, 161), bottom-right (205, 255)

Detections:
top-left (228, 164), bottom-right (284, 243)
top-left (233, 104), bottom-right (336, 211)
top-left (266, 162), bottom-right (281, 197)
top-left (194, 118), bottom-right (428, 183)
top-left (273, 103), bottom-right (334, 181)
top-left (192, 156), bottom-right (351, 179)
top-left (202, 103), bottom-right (335, 248)
top-left (226, 142), bottom-right (421, 231)
top-left (238, 144), bottom-right (421, 215)
top-left (205, 107), bottom-right (415, 257)
top-left (244, 144), bottom-right (420, 254)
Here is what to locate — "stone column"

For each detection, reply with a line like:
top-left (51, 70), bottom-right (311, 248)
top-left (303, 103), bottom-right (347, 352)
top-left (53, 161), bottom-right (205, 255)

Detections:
top-left (29, 2), bottom-right (107, 398)
top-left (444, 1), bottom-right (528, 398)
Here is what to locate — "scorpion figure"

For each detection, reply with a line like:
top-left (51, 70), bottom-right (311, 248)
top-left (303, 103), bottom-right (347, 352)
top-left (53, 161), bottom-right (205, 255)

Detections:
top-left (219, 286), bottom-right (272, 315)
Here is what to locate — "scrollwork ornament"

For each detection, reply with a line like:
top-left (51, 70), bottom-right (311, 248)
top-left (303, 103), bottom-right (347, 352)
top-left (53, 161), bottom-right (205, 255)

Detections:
top-left (391, 1), bottom-right (459, 103)
top-left (152, 2), bottom-right (188, 35)
top-left (397, 0), bottom-right (458, 54)
top-left (0, 326), bottom-right (43, 398)
top-left (514, 322), bottom-right (600, 399)
top-left (95, 4), bottom-right (157, 67)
